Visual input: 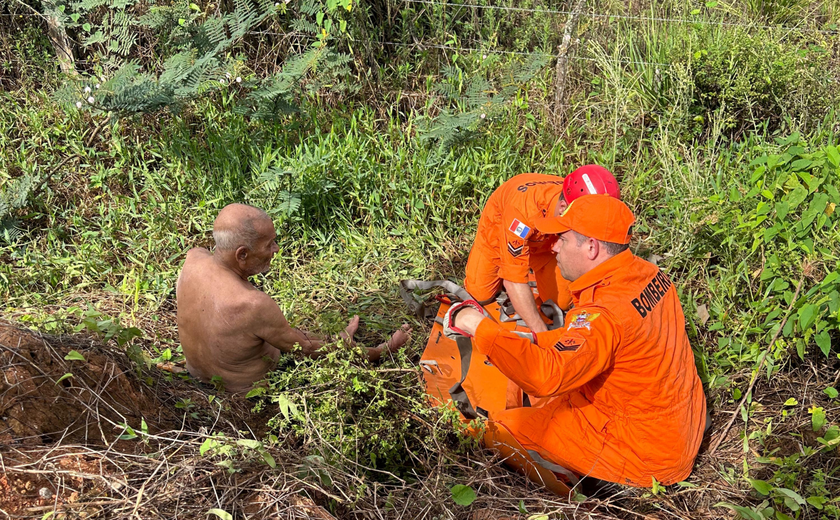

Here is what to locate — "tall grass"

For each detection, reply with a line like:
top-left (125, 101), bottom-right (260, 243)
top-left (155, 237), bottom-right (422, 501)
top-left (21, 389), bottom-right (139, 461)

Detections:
top-left (2, 1), bottom-right (840, 517)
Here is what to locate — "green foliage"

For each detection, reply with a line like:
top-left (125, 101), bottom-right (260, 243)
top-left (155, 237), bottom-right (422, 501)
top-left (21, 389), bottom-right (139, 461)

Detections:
top-left (255, 340), bottom-right (475, 483)
top-left (0, 173), bottom-right (37, 244)
top-left (418, 53), bottom-right (549, 154)
top-left (691, 27), bottom-right (834, 132)
top-left (5, 1), bottom-right (840, 515)
top-left (695, 135), bottom-right (840, 374)
top-left (450, 484), bottom-right (477, 506)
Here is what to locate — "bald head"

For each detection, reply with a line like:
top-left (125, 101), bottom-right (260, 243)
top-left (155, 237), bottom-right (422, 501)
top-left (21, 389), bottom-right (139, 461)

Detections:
top-left (213, 204), bottom-right (272, 251)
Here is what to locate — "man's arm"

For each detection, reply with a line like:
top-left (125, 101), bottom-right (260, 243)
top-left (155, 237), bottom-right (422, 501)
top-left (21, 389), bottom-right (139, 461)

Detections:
top-left (497, 206), bottom-right (547, 331)
top-left (248, 294), bottom-right (328, 357)
top-left (503, 279), bottom-right (548, 333)
top-left (453, 306), bottom-right (620, 397)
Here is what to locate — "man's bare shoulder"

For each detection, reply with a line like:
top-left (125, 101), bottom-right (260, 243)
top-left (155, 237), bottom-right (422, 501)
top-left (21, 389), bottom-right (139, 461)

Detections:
top-left (184, 247), bottom-right (212, 262)
top-left (235, 288), bottom-right (284, 324)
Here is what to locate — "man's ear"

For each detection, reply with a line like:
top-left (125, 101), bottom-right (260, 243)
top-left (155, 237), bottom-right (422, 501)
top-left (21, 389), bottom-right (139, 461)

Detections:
top-left (235, 246), bottom-right (249, 263)
top-left (587, 238), bottom-right (600, 260)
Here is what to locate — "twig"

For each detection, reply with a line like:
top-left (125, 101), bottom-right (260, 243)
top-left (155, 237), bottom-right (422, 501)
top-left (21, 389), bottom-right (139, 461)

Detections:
top-left (708, 274), bottom-right (805, 455)
top-left (85, 116), bottom-right (110, 148)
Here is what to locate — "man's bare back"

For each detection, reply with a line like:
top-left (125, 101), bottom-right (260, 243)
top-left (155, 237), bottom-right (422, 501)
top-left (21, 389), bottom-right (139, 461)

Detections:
top-left (176, 204), bottom-right (411, 394)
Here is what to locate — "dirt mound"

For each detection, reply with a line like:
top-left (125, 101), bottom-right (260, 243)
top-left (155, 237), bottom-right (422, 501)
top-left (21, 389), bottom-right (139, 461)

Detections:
top-left (0, 320), bottom-right (337, 519)
top-left (0, 321), bottom-right (171, 445)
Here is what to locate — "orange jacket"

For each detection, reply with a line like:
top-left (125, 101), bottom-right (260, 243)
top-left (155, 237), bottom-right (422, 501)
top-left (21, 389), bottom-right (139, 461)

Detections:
top-left (472, 250), bottom-right (706, 486)
top-left (471, 173), bottom-right (565, 285)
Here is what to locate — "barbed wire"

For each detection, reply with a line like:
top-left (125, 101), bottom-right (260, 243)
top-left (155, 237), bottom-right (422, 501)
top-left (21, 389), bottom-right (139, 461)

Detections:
top-left (401, 0), bottom-right (840, 34)
top-left (4, 1), bottom-right (838, 34)
top-left (243, 31), bottom-right (674, 67)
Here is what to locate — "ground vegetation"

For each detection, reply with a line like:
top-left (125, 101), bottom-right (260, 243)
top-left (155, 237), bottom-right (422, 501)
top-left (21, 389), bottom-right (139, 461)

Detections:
top-left (1, 0), bottom-right (839, 517)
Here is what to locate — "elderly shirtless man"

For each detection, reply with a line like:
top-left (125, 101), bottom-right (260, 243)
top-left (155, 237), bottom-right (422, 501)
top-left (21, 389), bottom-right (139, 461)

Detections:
top-left (176, 203), bottom-right (411, 393)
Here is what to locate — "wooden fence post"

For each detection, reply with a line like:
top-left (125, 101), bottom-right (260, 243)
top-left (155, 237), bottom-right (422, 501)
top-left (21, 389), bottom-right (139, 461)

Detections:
top-left (553, 0), bottom-right (585, 129)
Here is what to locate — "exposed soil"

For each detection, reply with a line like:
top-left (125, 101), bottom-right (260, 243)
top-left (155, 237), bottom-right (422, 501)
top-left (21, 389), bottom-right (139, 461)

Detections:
top-left (0, 321), bottom-right (307, 519)
top-left (1, 318), bottom-right (838, 519)
top-left (0, 323), bottom-right (173, 446)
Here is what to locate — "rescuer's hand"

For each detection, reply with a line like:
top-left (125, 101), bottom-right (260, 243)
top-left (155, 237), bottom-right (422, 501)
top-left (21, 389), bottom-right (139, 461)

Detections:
top-left (443, 300), bottom-right (488, 339)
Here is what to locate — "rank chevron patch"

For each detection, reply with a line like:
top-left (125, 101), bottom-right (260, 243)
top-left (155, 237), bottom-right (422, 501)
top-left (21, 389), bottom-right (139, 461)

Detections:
top-left (507, 241), bottom-right (524, 257)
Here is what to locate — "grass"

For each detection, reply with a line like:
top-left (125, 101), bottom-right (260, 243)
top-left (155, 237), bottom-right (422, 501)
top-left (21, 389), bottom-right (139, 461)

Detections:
top-left (2, 1), bottom-right (840, 517)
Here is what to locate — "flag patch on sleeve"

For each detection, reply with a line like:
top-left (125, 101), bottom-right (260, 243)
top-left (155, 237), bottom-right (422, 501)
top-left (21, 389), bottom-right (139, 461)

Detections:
top-left (509, 219), bottom-right (531, 239)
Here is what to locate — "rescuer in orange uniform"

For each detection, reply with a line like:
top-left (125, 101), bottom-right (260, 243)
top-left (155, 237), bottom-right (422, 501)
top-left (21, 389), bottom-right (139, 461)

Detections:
top-left (447, 195), bottom-right (707, 486)
top-left (464, 166), bottom-right (620, 332)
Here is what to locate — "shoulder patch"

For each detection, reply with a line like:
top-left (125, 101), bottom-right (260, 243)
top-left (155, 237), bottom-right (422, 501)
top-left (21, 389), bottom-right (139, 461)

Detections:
top-left (566, 311), bottom-right (600, 331)
top-left (508, 219), bottom-right (531, 239)
top-left (552, 334), bottom-right (585, 352)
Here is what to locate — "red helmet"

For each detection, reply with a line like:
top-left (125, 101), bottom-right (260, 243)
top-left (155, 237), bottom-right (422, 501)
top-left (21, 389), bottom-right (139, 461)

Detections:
top-left (562, 165), bottom-right (620, 202)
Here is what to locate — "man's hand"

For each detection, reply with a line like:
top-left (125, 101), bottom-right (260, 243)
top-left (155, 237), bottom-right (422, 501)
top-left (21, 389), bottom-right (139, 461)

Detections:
top-left (504, 280), bottom-right (548, 333)
top-left (337, 315), bottom-right (360, 346)
top-left (443, 300), bottom-right (488, 338)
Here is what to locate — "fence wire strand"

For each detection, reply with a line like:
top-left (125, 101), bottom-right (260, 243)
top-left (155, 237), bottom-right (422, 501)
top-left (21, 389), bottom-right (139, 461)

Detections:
top-left (401, 0), bottom-right (839, 34)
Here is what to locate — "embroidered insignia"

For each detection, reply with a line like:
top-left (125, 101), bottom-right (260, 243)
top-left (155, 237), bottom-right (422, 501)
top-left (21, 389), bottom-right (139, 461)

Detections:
top-left (507, 240), bottom-right (524, 257)
top-left (553, 336), bottom-right (584, 352)
top-left (566, 311), bottom-right (600, 331)
top-left (508, 219), bottom-right (531, 239)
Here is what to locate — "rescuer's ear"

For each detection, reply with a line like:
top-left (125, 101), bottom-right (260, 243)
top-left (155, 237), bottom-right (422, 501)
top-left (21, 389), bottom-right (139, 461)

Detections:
top-left (554, 195), bottom-right (567, 217)
top-left (587, 238), bottom-right (600, 260)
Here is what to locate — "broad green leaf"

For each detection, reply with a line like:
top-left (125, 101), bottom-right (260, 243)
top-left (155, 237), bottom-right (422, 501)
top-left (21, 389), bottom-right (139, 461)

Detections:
top-left (55, 373), bottom-right (74, 385)
top-left (450, 484), bottom-right (476, 506)
top-left (791, 158), bottom-right (812, 170)
top-left (806, 496), bottom-right (826, 509)
top-left (816, 331), bottom-right (831, 357)
top-left (714, 502), bottom-right (763, 520)
top-left (275, 394), bottom-right (298, 421)
top-left (141, 418), bottom-right (148, 435)
top-left (824, 387), bottom-right (838, 399)
top-left (810, 406), bottom-right (826, 431)
top-left (798, 304), bottom-right (819, 330)
top-left (782, 497), bottom-right (800, 512)
top-left (775, 487), bottom-right (806, 506)
top-left (207, 509), bottom-right (233, 520)
top-left (237, 439), bottom-right (262, 449)
top-left (826, 146), bottom-right (840, 168)
top-left (677, 481), bottom-right (698, 488)
top-left (261, 450), bottom-right (276, 468)
top-left (783, 398), bottom-right (798, 406)
top-left (748, 478), bottom-right (772, 496)
top-left (199, 438), bottom-right (217, 456)
top-left (785, 186), bottom-right (808, 209)
top-left (817, 425), bottom-right (840, 449)
top-left (245, 387), bottom-right (266, 398)
top-left (64, 350), bottom-right (86, 361)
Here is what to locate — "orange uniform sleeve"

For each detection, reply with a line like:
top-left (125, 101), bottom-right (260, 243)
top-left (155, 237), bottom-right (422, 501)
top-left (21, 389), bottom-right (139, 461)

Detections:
top-left (472, 307), bottom-right (621, 398)
top-left (497, 206), bottom-right (533, 284)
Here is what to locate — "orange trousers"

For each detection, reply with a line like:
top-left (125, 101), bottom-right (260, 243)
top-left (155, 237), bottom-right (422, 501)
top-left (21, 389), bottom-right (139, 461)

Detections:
top-left (464, 251), bottom-right (572, 310)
